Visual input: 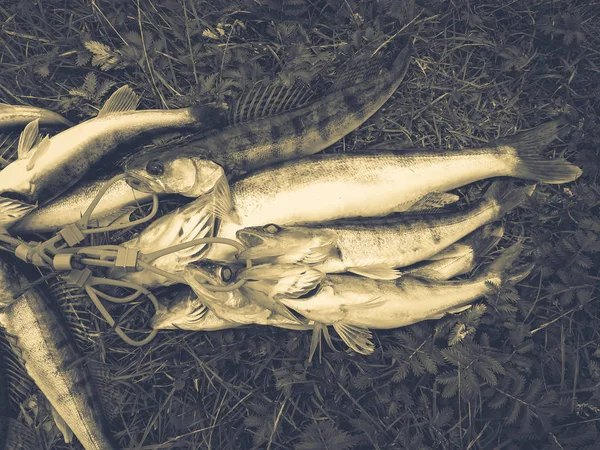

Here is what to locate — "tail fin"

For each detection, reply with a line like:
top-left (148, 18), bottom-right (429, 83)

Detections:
top-left (483, 181), bottom-right (535, 218)
top-left (499, 120), bottom-right (582, 183)
top-left (480, 242), bottom-right (534, 286)
top-left (466, 223), bottom-right (505, 257)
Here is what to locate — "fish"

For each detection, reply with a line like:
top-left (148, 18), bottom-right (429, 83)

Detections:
top-left (399, 222), bottom-right (504, 280)
top-left (0, 104), bottom-right (73, 130)
top-left (0, 85), bottom-right (225, 229)
top-left (0, 253), bottom-right (118, 450)
top-left (109, 166), bottom-right (229, 288)
top-left (12, 177), bottom-right (155, 233)
top-left (236, 181), bottom-right (530, 279)
top-left (124, 36), bottom-right (412, 190)
top-left (277, 243), bottom-right (534, 355)
top-left (198, 120), bottom-right (579, 262)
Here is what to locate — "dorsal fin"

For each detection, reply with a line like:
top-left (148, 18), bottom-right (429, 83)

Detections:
top-left (228, 80), bottom-right (315, 125)
top-left (17, 119), bottom-right (40, 160)
top-left (97, 85), bottom-right (140, 118)
top-left (25, 135), bottom-right (51, 171)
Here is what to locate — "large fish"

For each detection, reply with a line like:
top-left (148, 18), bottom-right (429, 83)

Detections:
top-left (277, 243), bottom-right (533, 355)
top-left (0, 85), bottom-right (225, 229)
top-left (124, 37), bottom-right (412, 188)
top-left (193, 120), bottom-right (579, 261)
top-left (236, 181), bottom-right (530, 279)
top-left (0, 253), bottom-right (118, 450)
top-left (0, 104), bottom-right (73, 130)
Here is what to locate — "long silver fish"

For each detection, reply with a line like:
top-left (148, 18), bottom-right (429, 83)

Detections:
top-left (236, 181), bottom-right (530, 279)
top-left (12, 178), bottom-right (155, 233)
top-left (277, 243), bottom-right (533, 355)
top-left (196, 121), bottom-right (579, 261)
top-left (0, 85), bottom-right (225, 228)
top-left (0, 253), bottom-right (118, 450)
top-left (124, 37), bottom-right (412, 189)
top-left (0, 104), bottom-right (73, 129)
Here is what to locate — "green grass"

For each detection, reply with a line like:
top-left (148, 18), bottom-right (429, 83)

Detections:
top-left (1, 0), bottom-right (600, 449)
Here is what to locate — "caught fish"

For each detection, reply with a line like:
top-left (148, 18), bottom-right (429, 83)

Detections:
top-left (109, 165), bottom-right (229, 288)
top-left (236, 181), bottom-right (530, 279)
top-left (12, 177), bottom-right (155, 234)
top-left (277, 243), bottom-right (533, 355)
top-left (0, 253), bottom-right (118, 450)
top-left (0, 85), bottom-right (225, 229)
top-left (124, 37), bottom-right (412, 189)
top-left (198, 120), bottom-right (579, 261)
top-left (399, 223), bottom-right (504, 280)
top-left (0, 104), bottom-right (73, 130)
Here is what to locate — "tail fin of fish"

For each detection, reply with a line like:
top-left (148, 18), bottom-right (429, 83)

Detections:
top-left (482, 181), bottom-right (535, 219)
top-left (0, 196), bottom-right (36, 229)
top-left (480, 242), bottom-right (534, 288)
top-left (500, 119), bottom-right (582, 184)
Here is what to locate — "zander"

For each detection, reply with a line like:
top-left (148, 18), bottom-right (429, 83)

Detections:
top-left (0, 253), bottom-right (117, 450)
top-left (0, 85), bottom-right (224, 228)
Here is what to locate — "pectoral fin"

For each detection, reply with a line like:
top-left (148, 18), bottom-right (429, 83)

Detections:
top-left (97, 85), bottom-right (140, 117)
top-left (347, 265), bottom-right (401, 280)
top-left (332, 322), bottom-right (374, 355)
top-left (50, 405), bottom-right (73, 444)
top-left (0, 197), bottom-right (36, 227)
top-left (308, 322), bottom-right (338, 363)
top-left (17, 119), bottom-right (40, 160)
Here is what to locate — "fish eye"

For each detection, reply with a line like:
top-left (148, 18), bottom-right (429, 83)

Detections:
top-left (219, 266), bottom-right (233, 282)
top-left (146, 159), bottom-right (164, 176)
top-left (263, 224), bottom-right (281, 234)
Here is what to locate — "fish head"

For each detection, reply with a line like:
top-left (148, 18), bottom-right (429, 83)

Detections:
top-left (237, 225), bottom-right (336, 264)
top-left (241, 263), bottom-right (326, 300)
top-left (125, 152), bottom-right (224, 197)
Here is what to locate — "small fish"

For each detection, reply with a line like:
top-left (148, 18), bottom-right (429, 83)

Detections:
top-left (0, 85), bottom-right (225, 229)
top-left (109, 165), bottom-right (229, 288)
top-left (0, 253), bottom-right (118, 450)
top-left (399, 223), bottom-right (504, 281)
top-left (12, 177), bottom-right (155, 234)
top-left (236, 181), bottom-right (530, 279)
top-left (278, 243), bottom-right (533, 355)
top-left (124, 37), bottom-right (412, 191)
top-left (151, 264), bottom-right (311, 331)
top-left (0, 104), bottom-right (73, 130)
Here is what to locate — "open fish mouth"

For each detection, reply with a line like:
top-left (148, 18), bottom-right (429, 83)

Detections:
top-left (124, 173), bottom-right (158, 193)
top-left (236, 229), bottom-right (266, 249)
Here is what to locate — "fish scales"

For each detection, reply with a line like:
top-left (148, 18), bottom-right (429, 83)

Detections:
top-left (0, 254), bottom-right (117, 450)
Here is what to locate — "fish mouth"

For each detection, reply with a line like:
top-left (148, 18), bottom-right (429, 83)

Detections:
top-left (236, 229), bottom-right (266, 249)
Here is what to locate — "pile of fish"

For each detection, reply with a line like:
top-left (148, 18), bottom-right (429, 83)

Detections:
top-left (0, 35), bottom-right (583, 449)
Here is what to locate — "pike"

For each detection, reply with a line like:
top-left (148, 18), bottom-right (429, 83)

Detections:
top-left (0, 85), bottom-right (225, 229)
top-left (277, 243), bottom-right (533, 356)
top-left (236, 182), bottom-right (529, 279)
top-left (0, 104), bottom-right (73, 130)
top-left (0, 253), bottom-right (118, 450)
top-left (124, 37), bottom-right (413, 187)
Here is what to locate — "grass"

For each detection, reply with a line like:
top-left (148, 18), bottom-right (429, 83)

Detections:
top-left (1, 0), bottom-right (599, 449)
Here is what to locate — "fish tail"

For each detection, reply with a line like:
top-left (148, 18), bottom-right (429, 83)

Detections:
top-left (501, 119), bottom-right (582, 183)
top-left (481, 242), bottom-right (534, 287)
top-left (467, 223), bottom-right (505, 257)
top-left (483, 181), bottom-right (535, 218)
